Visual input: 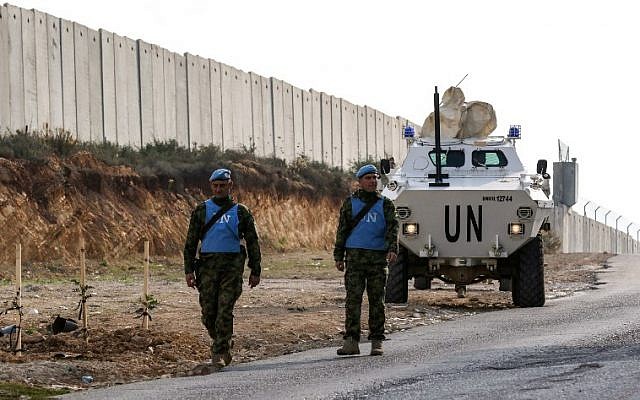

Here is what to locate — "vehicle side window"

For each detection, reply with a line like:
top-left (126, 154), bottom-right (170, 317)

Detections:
top-left (428, 150), bottom-right (465, 168)
top-left (472, 150), bottom-right (507, 167)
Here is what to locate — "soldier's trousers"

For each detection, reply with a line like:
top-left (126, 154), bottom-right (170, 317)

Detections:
top-left (197, 259), bottom-right (243, 354)
top-left (343, 258), bottom-right (388, 341)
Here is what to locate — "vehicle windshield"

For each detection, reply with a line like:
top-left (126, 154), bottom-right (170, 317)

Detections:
top-left (428, 150), bottom-right (465, 168)
top-left (472, 150), bottom-right (508, 167)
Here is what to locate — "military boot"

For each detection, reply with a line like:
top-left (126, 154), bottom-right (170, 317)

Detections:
top-left (222, 339), bottom-right (234, 366)
top-left (337, 338), bottom-right (360, 355)
top-left (210, 353), bottom-right (227, 368)
top-left (370, 340), bottom-right (383, 356)
top-left (221, 350), bottom-right (232, 366)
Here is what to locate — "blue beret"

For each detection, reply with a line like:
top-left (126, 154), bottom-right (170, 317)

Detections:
top-left (209, 168), bottom-right (231, 181)
top-left (356, 164), bottom-right (378, 179)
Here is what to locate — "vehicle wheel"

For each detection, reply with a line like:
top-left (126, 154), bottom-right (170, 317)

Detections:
top-left (413, 275), bottom-right (432, 290)
top-left (385, 247), bottom-right (408, 303)
top-left (513, 236), bottom-right (545, 307)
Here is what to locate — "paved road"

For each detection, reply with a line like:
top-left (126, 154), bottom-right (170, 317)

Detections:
top-left (60, 254), bottom-right (640, 400)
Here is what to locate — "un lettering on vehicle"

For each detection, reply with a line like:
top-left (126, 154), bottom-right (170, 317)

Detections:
top-left (444, 205), bottom-right (482, 243)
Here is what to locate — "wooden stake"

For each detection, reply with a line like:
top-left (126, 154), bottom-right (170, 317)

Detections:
top-left (80, 238), bottom-right (88, 331)
top-left (143, 240), bottom-right (150, 329)
top-left (15, 243), bottom-right (22, 354)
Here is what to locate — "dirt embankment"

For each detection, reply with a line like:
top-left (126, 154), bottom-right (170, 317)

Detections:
top-left (0, 152), bottom-right (344, 267)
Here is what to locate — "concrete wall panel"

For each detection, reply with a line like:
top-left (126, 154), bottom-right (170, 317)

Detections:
top-left (198, 56), bottom-right (212, 147)
top-left (7, 5), bottom-right (25, 131)
top-left (302, 90), bottom-right (313, 158)
top-left (113, 34), bottom-right (129, 145)
top-left (374, 110), bottom-right (384, 159)
top-left (162, 50), bottom-right (176, 143)
top-left (239, 71), bottom-right (252, 150)
top-left (185, 53), bottom-right (201, 149)
top-left (341, 99), bottom-right (357, 169)
top-left (220, 63), bottom-right (233, 150)
top-left (331, 96), bottom-right (342, 167)
top-left (45, 15), bottom-right (62, 130)
top-left (60, 19), bottom-right (76, 135)
top-left (282, 81), bottom-right (294, 161)
top-left (174, 53), bottom-right (188, 147)
top-left (209, 60), bottom-right (223, 148)
top-left (356, 105), bottom-right (367, 161)
top-left (260, 76), bottom-right (274, 157)
top-left (310, 90), bottom-right (322, 162)
top-left (397, 117), bottom-right (408, 161)
top-left (100, 30), bottom-right (116, 143)
top-left (365, 106), bottom-right (376, 159)
top-left (391, 117), bottom-right (400, 162)
top-left (271, 78), bottom-right (285, 160)
top-left (250, 72), bottom-right (264, 156)
top-left (383, 113), bottom-right (393, 158)
top-left (125, 38), bottom-right (140, 147)
top-left (73, 23), bottom-right (91, 141)
top-left (87, 28), bottom-right (102, 142)
top-left (138, 40), bottom-right (154, 145)
top-left (292, 86), bottom-right (303, 158)
top-left (230, 68), bottom-right (244, 149)
top-left (151, 45), bottom-right (165, 142)
top-left (320, 92), bottom-right (332, 165)
top-left (0, 6), bottom-right (11, 131)
top-left (21, 9), bottom-right (37, 130)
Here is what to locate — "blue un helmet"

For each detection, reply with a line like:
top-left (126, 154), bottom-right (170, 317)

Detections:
top-left (355, 164), bottom-right (379, 179)
top-left (209, 168), bottom-right (231, 182)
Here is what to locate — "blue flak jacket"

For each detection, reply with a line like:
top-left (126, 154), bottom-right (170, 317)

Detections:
top-left (346, 198), bottom-right (386, 251)
top-left (201, 200), bottom-right (241, 253)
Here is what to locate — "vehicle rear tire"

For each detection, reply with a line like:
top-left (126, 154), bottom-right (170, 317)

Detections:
top-left (385, 248), bottom-right (408, 303)
top-left (512, 236), bottom-right (545, 307)
top-left (413, 275), bottom-right (431, 290)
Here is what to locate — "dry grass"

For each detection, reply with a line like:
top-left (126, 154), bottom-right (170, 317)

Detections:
top-left (238, 192), bottom-right (341, 251)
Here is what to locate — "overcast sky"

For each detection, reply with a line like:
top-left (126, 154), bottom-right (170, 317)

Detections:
top-left (11, 0), bottom-right (640, 231)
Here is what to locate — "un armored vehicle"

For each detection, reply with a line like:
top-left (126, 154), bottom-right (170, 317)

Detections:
top-left (381, 124), bottom-right (553, 307)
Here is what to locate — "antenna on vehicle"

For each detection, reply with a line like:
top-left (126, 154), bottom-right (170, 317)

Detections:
top-left (454, 73), bottom-right (469, 88)
top-left (439, 74), bottom-right (469, 106)
top-left (429, 86), bottom-right (449, 187)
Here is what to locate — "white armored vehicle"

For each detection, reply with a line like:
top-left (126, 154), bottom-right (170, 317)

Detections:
top-left (381, 89), bottom-right (553, 307)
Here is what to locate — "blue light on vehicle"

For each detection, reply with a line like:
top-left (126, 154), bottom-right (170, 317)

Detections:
top-left (403, 125), bottom-right (415, 138)
top-left (508, 125), bottom-right (521, 138)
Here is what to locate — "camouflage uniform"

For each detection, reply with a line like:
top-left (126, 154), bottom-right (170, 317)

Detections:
top-left (183, 195), bottom-right (261, 355)
top-left (334, 189), bottom-right (398, 341)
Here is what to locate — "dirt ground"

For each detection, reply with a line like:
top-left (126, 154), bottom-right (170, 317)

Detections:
top-left (0, 251), bottom-right (611, 393)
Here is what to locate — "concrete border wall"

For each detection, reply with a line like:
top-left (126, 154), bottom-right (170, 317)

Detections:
top-left (553, 204), bottom-right (639, 254)
top-left (0, 4), bottom-right (418, 167)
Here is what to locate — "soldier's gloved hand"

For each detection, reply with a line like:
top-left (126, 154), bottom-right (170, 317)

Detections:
top-left (185, 272), bottom-right (197, 289)
top-left (335, 261), bottom-right (345, 271)
top-left (248, 274), bottom-right (260, 288)
top-left (386, 251), bottom-right (398, 264)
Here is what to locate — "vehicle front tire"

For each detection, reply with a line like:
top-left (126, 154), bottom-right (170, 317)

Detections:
top-left (512, 236), bottom-right (545, 307)
top-left (385, 247), bottom-right (408, 303)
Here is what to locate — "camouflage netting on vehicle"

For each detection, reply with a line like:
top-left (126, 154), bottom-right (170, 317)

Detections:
top-left (420, 86), bottom-right (497, 139)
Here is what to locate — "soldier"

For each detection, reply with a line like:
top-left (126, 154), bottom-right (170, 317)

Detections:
top-left (184, 168), bottom-right (261, 369)
top-left (334, 164), bottom-right (398, 356)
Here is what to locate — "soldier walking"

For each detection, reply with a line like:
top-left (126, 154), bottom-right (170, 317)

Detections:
top-left (184, 168), bottom-right (261, 369)
top-left (334, 164), bottom-right (398, 356)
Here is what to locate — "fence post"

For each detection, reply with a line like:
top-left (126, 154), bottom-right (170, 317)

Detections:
top-left (80, 238), bottom-right (88, 334)
top-left (143, 240), bottom-right (150, 330)
top-left (15, 243), bottom-right (22, 355)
